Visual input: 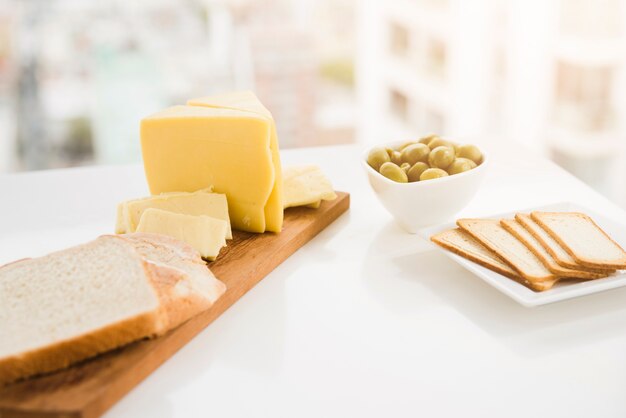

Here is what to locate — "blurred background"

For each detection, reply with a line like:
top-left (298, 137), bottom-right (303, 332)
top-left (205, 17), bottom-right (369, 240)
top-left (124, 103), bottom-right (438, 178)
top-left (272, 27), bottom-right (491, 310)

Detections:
top-left (0, 0), bottom-right (625, 208)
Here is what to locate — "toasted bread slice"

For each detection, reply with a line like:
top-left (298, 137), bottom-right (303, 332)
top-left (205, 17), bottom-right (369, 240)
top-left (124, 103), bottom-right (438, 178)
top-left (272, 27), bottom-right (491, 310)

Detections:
top-left (531, 212), bottom-right (626, 270)
top-left (457, 219), bottom-right (557, 286)
top-left (431, 228), bottom-right (555, 291)
top-left (500, 219), bottom-right (607, 280)
top-left (515, 213), bottom-right (613, 274)
top-left (431, 229), bottom-right (520, 280)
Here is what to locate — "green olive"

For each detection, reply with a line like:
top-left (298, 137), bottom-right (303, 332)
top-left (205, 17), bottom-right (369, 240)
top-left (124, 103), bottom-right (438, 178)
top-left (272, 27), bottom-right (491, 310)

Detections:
top-left (419, 134), bottom-right (438, 145)
top-left (456, 144), bottom-right (483, 164)
top-left (428, 146), bottom-right (455, 169)
top-left (398, 140), bottom-right (418, 151)
top-left (447, 158), bottom-right (476, 175)
top-left (367, 147), bottom-right (391, 170)
top-left (427, 137), bottom-right (454, 151)
top-left (390, 150), bottom-right (403, 165)
top-left (401, 143), bottom-right (430, 165)
top-left (420, 168), bottom-right (449, 181)
top-left (379, 162), bottom-right (408, 183)
top-left (400, 162), bottom-right (411, 173)
top-left (407, 162), bottom-right (429, 182)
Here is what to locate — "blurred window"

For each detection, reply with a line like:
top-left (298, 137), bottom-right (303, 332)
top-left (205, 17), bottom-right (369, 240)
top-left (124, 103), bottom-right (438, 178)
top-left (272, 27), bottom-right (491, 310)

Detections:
top-left (389, 22), bottom-right (409, 57)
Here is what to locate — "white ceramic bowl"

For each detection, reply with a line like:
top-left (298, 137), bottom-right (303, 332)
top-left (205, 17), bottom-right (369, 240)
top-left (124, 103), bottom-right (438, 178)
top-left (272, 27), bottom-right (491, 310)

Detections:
top-left (362, 142), bottom-right (488, 233)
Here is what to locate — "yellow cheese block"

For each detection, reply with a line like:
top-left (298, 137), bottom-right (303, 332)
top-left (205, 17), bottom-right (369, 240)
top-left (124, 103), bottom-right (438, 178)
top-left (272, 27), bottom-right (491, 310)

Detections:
top-left (283, 165), bottom-right (337, 209)
top-left (187, 91), bottom-right (283, 233)
top-left (116, 189), bottom-right (232, 239)
top-left (136, 208), bottom-right (227, 261)
top-left (141, 105), bottom-right (274, 233)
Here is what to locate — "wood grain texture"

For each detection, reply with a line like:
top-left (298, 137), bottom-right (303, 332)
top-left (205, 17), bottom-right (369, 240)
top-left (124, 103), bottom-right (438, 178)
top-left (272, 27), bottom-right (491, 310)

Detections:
top-left (0, 192), bottom-right (349, 418)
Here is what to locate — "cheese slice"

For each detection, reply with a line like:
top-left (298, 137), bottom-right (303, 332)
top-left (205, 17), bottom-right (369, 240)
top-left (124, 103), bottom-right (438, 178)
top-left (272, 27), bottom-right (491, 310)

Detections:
top-left (283, 165), bottom-right (337, 209)
top-left (187, 91), bottom-right (283, 233)
top-left (141, 105), bottom-right (274, 233)
top-left (116, 189), bottom-right (232, 239)
top-left (136, 208), bottom-right (227, 261)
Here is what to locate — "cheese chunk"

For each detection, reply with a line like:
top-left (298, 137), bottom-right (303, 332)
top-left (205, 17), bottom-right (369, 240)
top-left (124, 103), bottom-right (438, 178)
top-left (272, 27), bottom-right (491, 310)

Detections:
top-left (136, 208), bottom-right (227, 261)
top-left (187, 91), bottom-right (283, 233)
top-left (116, 189), bottom-right (232, 239)
top-left (141, 105), bottom-right (274, 233)
top-left (283, 165), bottom-right (337, 209)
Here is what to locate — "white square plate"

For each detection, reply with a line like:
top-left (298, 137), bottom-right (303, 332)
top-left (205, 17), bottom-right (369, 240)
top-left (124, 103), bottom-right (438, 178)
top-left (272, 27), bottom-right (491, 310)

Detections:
top-left (418, 202), bottom-right (626, 307)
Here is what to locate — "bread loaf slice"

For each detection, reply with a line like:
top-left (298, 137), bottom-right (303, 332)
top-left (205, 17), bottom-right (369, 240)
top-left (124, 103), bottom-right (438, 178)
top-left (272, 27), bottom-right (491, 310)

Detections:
top-left (431, 228), bottom-right (556, 291)
top-left (515, 213), bottom-right (613, 274)
top-left (457, 219), bottom-right (557, 288)
top-left (531, 212), bottom-right (626, 270)
top-left (0, 236), bottom-right (168, 385)
top-left (0, 234), bottom-right (227, 386)
top-left (121, 233), bottom-right (226, 331)
top-left (500, 219), bottom-right (607, 280)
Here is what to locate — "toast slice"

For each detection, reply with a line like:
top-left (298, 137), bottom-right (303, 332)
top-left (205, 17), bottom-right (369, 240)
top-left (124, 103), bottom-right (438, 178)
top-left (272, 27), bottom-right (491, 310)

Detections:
top-left (432, 227), bottom-right (556, 291)
top-left (457, 219), bottom-right (557, 287)
top-left (515, 213), bottom-right (613, 274)
top-left (531, 212), bottom-right (626, 270)
top-left (431, 229), bottom-right (520, 280)
top-left (500, 219), bottom-right (607, 280)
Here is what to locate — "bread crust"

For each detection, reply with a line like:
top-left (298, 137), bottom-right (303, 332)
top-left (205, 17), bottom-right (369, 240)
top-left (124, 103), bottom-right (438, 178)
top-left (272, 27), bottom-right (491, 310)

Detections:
top-left (500, 219), bottom-right (606, 280)
top-left (531, 212), bottom-right (626, 270)
top-left (515, 213), bottom-right (613, 274)
top-left (457, 219), bottom-right (557, 286)
top-left (431, 229), bottom-right (555, 292)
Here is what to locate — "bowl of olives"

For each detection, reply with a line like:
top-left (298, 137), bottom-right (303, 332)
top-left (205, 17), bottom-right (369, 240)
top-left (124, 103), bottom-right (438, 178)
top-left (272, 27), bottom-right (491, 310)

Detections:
top-left (362, 135), bottom-right (488, 233)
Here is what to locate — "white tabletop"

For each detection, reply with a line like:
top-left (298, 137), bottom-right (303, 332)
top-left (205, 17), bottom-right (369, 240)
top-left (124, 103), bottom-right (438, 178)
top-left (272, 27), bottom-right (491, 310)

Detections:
top-left (2, 142), bottom-right (626, 418)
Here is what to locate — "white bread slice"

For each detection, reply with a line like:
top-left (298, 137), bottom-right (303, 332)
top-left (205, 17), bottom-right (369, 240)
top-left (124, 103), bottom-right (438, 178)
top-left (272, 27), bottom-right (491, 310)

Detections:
top-left (500, 219), bottom-right (607, 280)
top-left (431, 228), bottom-right (556, 291)
top-left (532, 212), bottom-right (626, 270)
top-left (120, 233), bottom-right (226, 330)
top-left (457, 219), bottom-right (557, 286)
top-left (0, 236), bottom-right (168, 385)
top-left (515, 213), bottom-right (613, 274)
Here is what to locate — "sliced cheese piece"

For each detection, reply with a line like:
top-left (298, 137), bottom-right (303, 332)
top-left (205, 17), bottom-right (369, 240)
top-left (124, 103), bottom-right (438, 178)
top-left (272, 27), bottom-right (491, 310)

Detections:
top-left (141, 105), bottom-right (274, 233)
top-left (136, 208), bottom-right (227, 261)
top-left (116, 189), bottom-right (232, 239)
top-left (283, 165), bottom-right (337, 209)
top-left (187, 91), bottom-right (283, 233)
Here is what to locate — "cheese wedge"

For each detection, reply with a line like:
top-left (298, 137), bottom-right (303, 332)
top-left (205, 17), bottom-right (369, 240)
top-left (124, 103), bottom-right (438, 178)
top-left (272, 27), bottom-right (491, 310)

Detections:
top-left (283, 165), bottom-right (337, 209)
top-left (187, 91), bottom-right (283, 233)
top-left (116, 189), bottom-right (232, 239)
top-left (136, 208), bottom-right (227, 261)
top-left (141, 105), bottom-right (274, 233)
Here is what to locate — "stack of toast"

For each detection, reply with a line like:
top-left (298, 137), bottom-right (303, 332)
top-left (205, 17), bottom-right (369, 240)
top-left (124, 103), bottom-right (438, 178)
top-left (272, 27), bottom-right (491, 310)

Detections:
top-left (431, 212), bottom-right (626, 291)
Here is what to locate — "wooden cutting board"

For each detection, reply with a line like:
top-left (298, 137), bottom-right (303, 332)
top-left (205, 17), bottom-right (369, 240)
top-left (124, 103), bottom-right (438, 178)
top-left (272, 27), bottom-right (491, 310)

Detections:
top-left (0, 192), bottom-right (349, 418)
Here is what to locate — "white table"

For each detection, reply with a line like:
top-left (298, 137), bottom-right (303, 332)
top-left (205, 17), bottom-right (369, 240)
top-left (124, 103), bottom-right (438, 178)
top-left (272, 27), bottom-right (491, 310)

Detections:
top-left (2, 142), bottom-right (626, 418)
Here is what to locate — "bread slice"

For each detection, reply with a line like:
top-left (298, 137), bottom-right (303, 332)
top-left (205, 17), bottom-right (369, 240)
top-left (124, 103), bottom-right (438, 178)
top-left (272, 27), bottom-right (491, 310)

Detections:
top-left (121, 233), bottom-right (226, 330)
top-left (0, 236), bottom-right (168, 385)
top-left (457, 219), bottom-right (557, 287)
top-left (532, 212), bottom-right (626, 270)
top-left (431, 228), bottom-right (556, 291)
top-left (0, 234), bottom-right (228, 386)
top-left (515, 213), bottom-right (613, 274)
top-left (500, 219), bottom-right (607, 280)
